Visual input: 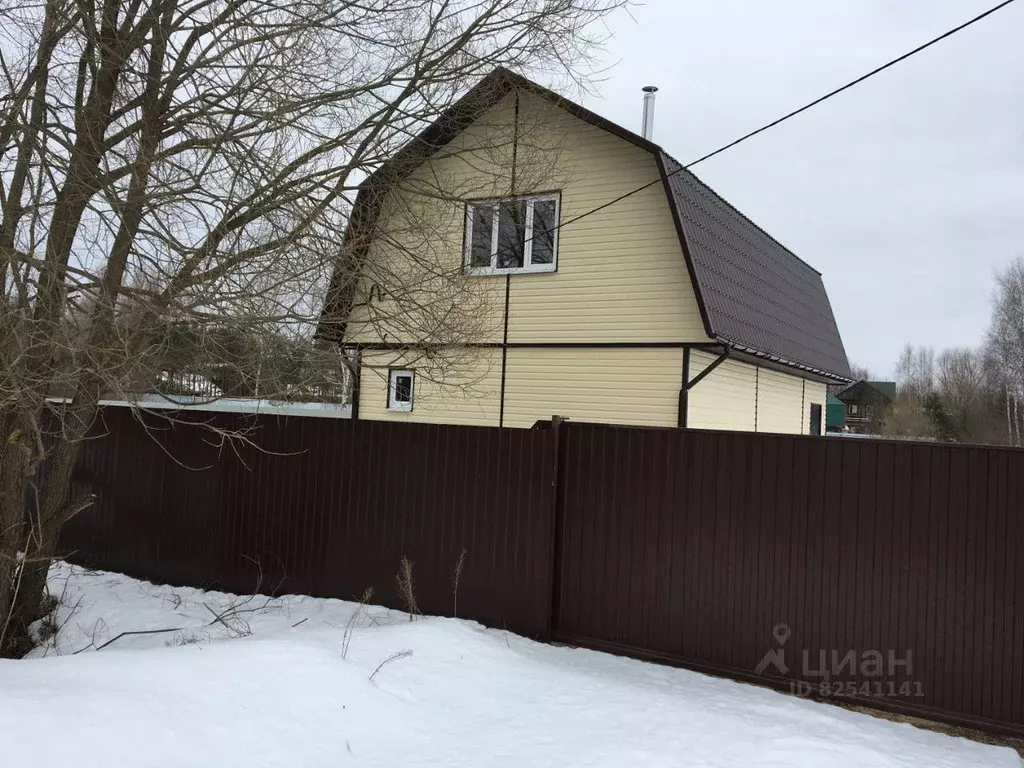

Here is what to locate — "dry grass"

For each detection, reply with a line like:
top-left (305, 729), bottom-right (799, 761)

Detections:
top-left (35, 615), bottom-right (59, 643)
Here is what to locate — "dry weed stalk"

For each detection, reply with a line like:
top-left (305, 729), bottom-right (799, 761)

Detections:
top-left (452, 548), bottom-right (467, 618)
top-left (396, 557), bottom-right (420, 621)
top-left (201, 556), bottom-right (282, 638)
top-left (369, 649), bottom-right (413, 682)
top-left (341, 587), bottom-right (373, 659)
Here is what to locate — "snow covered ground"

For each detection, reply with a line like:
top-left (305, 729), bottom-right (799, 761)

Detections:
top-left (0, 563), bottom-right (1017, 767)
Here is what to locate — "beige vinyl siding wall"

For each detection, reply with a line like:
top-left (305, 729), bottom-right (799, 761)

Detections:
top-left (755, 367), bottom-right (807, 435)
top-left (686, 351), bottom-right (757, 432)
top-left (358, 343), bottom-right (830, 434)
top-left (502, 347), bottom-right (683, 428)
top-left (347, 87), bottom-right (836, 433)
top-left (686, 351), bottom-right (828, 435)
top-left (359, 349), bottom-right (501, 426)
top-left (344, 96), bottom-right (517, 346)
top-left (803, 380), bottom-right (828, 434)
top-left (346, 89), bottom-right (707, 347)
top-left (505, 93), bottom-right (704, 343)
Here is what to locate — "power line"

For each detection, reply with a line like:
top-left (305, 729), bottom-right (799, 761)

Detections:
top-left (686, 0), bottom-right (1018, 168)
top-left (535, 0), bottom-right (1018, 244)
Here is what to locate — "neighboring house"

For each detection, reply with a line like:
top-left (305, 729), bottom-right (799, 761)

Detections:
top-left (834, 380), bottom-right (896, 434)
top-left (826, 394), bottom-right (846, 433)
top-left (318, 69), bottom-right (851, 433)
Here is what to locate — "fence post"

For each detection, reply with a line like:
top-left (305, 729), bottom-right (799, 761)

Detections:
top-left (545, 415), bottom-right (566, 641)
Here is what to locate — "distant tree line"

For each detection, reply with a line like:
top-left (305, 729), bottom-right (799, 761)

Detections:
top-left (150, 325), bottom-right (352, 403)
top-left (864, 257), bottom-right (1024, 445)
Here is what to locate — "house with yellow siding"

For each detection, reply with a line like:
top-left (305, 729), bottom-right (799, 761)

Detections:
top-left (318, 69), bottom-right (851, 433)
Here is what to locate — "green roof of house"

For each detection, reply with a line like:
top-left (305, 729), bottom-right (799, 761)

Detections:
top-left (867, 381), bottom-right (897, 400)
top-left (835, 380), bottom-right (896, 404)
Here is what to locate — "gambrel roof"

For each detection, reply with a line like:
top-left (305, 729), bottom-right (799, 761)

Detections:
top-left (659, 154), bottom-right (850, 379)
top-left (320, 68), bottom-right (851, 381)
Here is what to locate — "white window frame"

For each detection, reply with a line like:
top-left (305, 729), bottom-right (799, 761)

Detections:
top-left (387, 368), bottom-right (414, 413)
top-left (463, 192), bottom-right (560, 276)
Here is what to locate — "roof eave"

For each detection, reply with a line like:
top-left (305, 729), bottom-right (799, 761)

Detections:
top-left (719, 338), bottom-right (854, 384)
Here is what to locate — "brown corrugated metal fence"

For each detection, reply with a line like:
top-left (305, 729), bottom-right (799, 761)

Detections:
top-left (553, 422), bottom-right (1024, 738)
top-left (62, 408), bottom-right (555, 637)
top-left (61, 411), bottom-right (1024, 737)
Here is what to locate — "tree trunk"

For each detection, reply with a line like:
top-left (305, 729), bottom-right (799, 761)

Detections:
top-left (0, 409), bottom-right (35, 658)
top-left (1, 557), bottom-right (50, 659)
top-left (0, 400), bottom-right (94, 658)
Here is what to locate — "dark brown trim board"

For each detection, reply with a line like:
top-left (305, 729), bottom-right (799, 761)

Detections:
top-left (356, 341), bottom-right (724, 350)
top-left (350, 347), bottom-right (361, 421)
top-left (685, 346), bottom-right (730, 391)
top-left (656, 151), bottom-right (714, 338)
top-left (499, 274), bottom-right (511, 427)
top-left (678, 347), bottom-right (691, 429)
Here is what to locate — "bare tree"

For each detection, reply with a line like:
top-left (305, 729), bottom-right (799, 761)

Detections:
top-left (880, 393), bottom-right (936, 440)
top-left (828, 361), bottom-right (870, 397)
top-left (935, 347), bottom-right (990, 442)
top-left (849, 363), bottom-right (872, 382)
top-left (986, 257), bottom-right (1024, 446)
top-left (0, 0), bottom-right (623, 656)
top-left (894, 344), bottom-right (935, 399)
top-left (880, 342), bottom-right (1008, 445)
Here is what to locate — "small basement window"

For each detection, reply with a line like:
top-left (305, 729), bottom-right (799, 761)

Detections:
top-left (809, 403), bottom-right (822, 435)
top-left (388, 369), bottom-right (414, 412)
top-left (464, 193), bottom-right (560, 275)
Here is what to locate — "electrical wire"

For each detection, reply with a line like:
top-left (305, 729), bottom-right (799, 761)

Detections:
top-left (535, 0), bottom-right (1019, 243)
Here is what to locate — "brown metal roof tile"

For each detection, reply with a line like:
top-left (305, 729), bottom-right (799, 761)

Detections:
top-left (660, 153), bottom-right (851, 379)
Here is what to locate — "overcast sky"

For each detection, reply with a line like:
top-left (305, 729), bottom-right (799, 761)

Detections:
top-left (576, 0), bottom-right (1024, 378)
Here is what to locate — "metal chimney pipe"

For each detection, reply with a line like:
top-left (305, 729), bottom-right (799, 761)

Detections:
top-left (641, 86), bottom-right (658, 140)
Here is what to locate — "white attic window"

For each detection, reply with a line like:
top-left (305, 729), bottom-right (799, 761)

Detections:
top-left (464, 193), bottom-right (559, 275)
